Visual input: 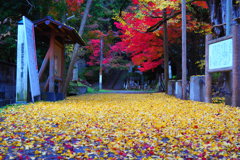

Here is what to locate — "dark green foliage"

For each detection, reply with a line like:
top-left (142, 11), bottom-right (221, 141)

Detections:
top-left (0, 1), bottom-right (26, 63)
top-left (0, 0), bottom-right (55, 63)
top-left (80, 66), bottom-right (100, 84)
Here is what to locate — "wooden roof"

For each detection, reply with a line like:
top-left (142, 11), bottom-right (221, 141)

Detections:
top-left (34, 16), bottom-right (85, 45)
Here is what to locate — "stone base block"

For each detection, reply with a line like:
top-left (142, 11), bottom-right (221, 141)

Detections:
top-left (190, 76), bottom-right (205, 102)
top-left (167, 80), bottom-right (176, 95)
top-left (175, 80), bottom-right (182, 99)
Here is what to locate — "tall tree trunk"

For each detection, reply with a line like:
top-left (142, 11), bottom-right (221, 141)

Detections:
top-left (163, 9), bottom-right (169, 93)
top-left (62, 0), bottom-right (93, 95)
top-left (207, 0), bottom-right (240, 36)
top-left (226, 0), bottom-right (233, 35)
top-left (182, 0), bottom-right (187, 100)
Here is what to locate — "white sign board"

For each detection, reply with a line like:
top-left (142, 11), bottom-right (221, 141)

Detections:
top-left (16, 24), bottom-right (28, 103)
top-left (16, 16), bottom-right (40, 103)
top-left (209, 38), bottom-right (233, 70)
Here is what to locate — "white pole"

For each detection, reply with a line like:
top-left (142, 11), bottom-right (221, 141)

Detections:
top-left (99, 37), bottom-right (103, 90)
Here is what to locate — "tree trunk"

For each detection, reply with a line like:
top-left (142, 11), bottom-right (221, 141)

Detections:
top-left (207, 0), bottom-right (240, 36)
top-left (62, 0), bottom-right (93, 95)
top-left (163, 9), bottom-right (169, 93)
top-left (182, 0), bottom-right (187, 100)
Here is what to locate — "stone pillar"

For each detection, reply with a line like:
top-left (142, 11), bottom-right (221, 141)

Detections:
top-left (175, 80), bottom-right (182, 99)
top-left (167, 80), bottom-right (175, 95)
top-left (72, 62), bottom-right (79, 81)
top-left (190, 76), bottom-right (205, 102)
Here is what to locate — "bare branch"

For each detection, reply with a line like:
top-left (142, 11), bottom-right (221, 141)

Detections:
top-left (147, 11), bottom-right (181, 32)
top-left (26, 0), bottom-right (35, 14)
top-left (146, 0), bottom-right (207, 32)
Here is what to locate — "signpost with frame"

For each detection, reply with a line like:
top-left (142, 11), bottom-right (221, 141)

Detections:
top-left (16, 16), bottom-right (41, 103)
top-left (205, 25), bottom-right (240, 106)
top-left (208, 36), bottom-right (233, 72)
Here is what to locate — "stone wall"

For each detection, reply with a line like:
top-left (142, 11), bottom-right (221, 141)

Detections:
top-left (0, 62), bottom-right (16, 106)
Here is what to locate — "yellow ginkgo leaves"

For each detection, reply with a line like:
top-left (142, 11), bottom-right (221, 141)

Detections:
top-left (0, 93), bottom-right (239, 159)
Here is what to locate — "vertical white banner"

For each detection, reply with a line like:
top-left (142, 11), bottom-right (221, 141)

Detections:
top-left (16, 23), bottom-right (28, 103)
top-left (23, 16), bottom-right (40, 102)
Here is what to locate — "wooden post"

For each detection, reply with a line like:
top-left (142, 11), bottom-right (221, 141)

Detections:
top-left (182, 0), bottom-right (187, 99)
top-left (163, 9), bottom-right (169, 93)
top-left (39, 47), bottom-right (51, 79)
top-left (60, 44), bottom-right (65, 93)
top-left (205, 34), bottom-right (212, 103)
top-left (224, 71), bottom-right (232, 105)
top-left (49, 33), bottom-right (55, 92)
top-left (232, 25), bottom-right (240, 106)
top-left (225, 0), bottom-right (233, 105)
top-left (99, 37), bottom-right (103, 90)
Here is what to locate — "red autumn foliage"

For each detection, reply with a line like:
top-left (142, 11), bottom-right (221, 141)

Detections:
top-left (192, 1), bottom-right (208, 9)
top-left (86, 30), bottom-right (114, 66)
top-left (111, 0), bottom-right (210, 72)
top-left (66, 0), bottom-right (84, 12)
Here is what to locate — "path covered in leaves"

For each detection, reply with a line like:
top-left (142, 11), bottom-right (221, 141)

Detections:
top-left (0, 93), bottom-right (239, 159)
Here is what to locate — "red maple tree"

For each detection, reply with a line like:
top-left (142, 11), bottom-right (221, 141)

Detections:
top-left (86, 30), bottom-right (115, 67)
top-left (111, 0), bottom-right (210, 72)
